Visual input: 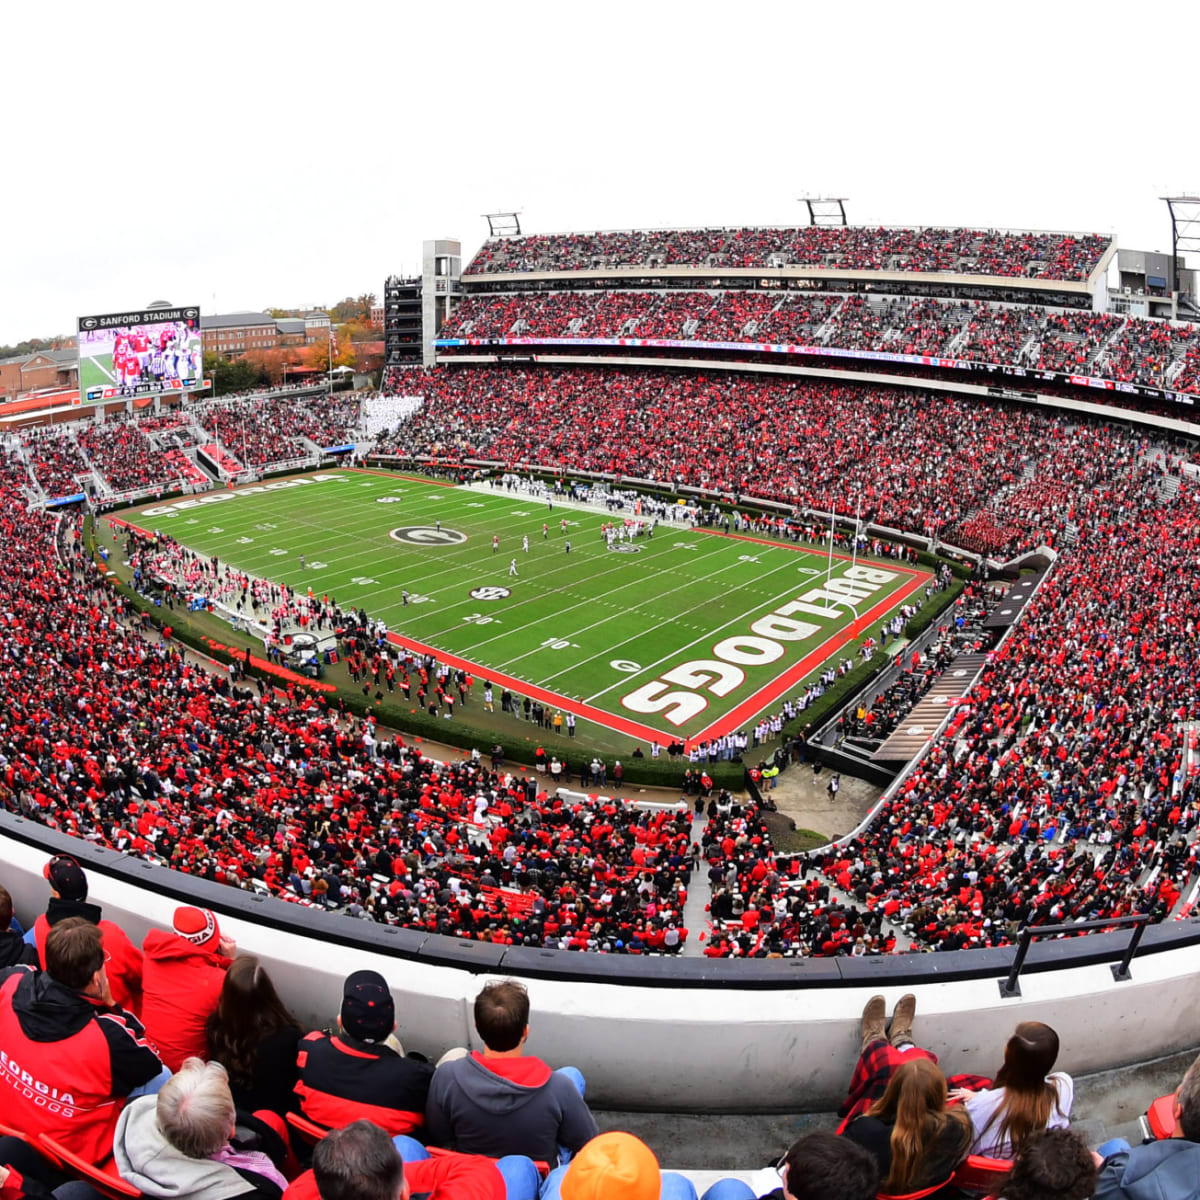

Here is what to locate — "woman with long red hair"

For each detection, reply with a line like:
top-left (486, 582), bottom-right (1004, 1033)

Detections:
top-left (843, 1056), bottom-right (973, 1197)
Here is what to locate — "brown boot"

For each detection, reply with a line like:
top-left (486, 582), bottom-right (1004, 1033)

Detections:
top-left (861, 994), bottom-right (887, 1050)
top-left (889, 993), bottom-right (917, 1047)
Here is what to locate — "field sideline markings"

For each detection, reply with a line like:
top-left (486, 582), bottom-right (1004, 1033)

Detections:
top-left (85, 355), bottom-right (115, 384)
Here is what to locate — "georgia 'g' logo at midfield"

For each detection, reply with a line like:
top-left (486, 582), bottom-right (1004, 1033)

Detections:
top-left (389, 526), bottom-right (467, 545)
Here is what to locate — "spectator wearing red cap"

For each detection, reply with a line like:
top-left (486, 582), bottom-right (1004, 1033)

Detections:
top-left (294, 971), bottom-right (434, 1138)
top-left (141, 907), bottom-right (237, 1073)
top-left (24, 855), bottom-right (143, 1016)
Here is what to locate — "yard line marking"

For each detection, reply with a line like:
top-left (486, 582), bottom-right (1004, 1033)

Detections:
top-left (534, 548), bottom-right (810, 687)
top-left (422, 536), bottom-right (735, 650)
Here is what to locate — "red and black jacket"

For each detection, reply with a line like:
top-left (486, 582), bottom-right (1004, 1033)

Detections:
top-left (29, 900), bottom-right (143, 1016)
top-left (0, 966), bottom-right (164, 1164)
top-left (295, 1030), bottom-right (433, 1137)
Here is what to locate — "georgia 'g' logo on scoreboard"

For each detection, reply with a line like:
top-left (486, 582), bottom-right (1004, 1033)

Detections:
top-left (81, 317), bottom-right (98, 330)
top-left (389, 526), bottom-right (467, 546)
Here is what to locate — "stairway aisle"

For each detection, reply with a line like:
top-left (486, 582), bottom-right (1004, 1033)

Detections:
top-left (681, 809), bottom-right (711, 957)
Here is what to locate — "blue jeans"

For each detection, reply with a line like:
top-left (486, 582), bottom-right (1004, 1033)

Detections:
top-left (554, 1066), bottom-right (585, 1165)
top-left (541, 1165), bottom-right (697, 1200)
top-left (701, 1181), bottom-right (756, 1200)
top-left (392, 1136), bottom-right (542, 1200)
top-left (129, 1064), bottom-right (172, 1097)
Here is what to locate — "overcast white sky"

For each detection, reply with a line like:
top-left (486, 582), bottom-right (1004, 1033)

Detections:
top-left (3, 0), bottom-right (1196, 343)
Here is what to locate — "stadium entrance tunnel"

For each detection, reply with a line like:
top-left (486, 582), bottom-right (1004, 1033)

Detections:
top-left (1, 814), bottom-right (1196, 1111)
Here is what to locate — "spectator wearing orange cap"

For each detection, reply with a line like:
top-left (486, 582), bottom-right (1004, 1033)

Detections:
top-left (541, 1132), bottom-right (696, 1200)
top-left (141, 906), bottom-right (236, 1072)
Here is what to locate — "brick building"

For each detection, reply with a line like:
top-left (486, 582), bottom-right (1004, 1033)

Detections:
top-left (200, 312), bottom-right (280, 356)
top-left (0, 349), bottom-right (78, 399)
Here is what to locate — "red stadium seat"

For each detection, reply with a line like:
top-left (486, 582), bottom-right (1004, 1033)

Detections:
top-left (877, 1185), bottom-right (945, 1200)
top-left (1146, 1092), bottom-right (1178, 1139)
top-left (286, 1111), bottom-right (332, 1145)
top-left (36, 1134), bottom-right (141, 1199)
top-left (952, 1155), bottom-right (1013, 1194)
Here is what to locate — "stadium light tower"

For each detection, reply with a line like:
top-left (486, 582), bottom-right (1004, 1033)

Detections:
top-left (798, 196), bottom-right (850, 227)
top-left (1160, 195), bottom-right (1200, 299)
top-left (483, 212), bottom-right (522, 238)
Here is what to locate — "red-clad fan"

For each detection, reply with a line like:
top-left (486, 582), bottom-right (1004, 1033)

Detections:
top-left (23, 855), bottom-right (143, 1015)
top-left (0, 917), bottom-right (165, 1172)
top-left (140, 905), bottom-right (236, 1072)
top-left (284, 1119), bottom-right (505, 1200)
top-left (294, 971), bottom-right (433, 1137)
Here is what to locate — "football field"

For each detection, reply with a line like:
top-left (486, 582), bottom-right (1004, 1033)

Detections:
top-left (119, 470), bottom-right (932, 746)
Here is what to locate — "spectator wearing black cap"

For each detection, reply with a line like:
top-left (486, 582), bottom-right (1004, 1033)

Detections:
top-left (23, 855), bottom-right (143, 1015)
top-left (294, 971), bottom-right (433, 1139)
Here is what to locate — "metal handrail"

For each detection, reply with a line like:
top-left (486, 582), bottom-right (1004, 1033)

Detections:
top-left (999, 913), bottom-right (1151, 998)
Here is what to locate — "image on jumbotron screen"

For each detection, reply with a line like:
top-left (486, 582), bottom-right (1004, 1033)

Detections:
top-left (77, 306), bottom-right (203, 403)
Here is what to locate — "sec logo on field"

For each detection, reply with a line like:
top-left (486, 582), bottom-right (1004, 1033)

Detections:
top-left (608, 544), bottom-right (642, 554)
top-left (376, 495), bottom-right (403, 503)
top-left (470, 586), bottom-right (511, 600)
top-left (389, 526), bottom-right (468, 546)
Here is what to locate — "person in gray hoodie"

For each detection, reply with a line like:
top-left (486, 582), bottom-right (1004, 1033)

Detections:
top-left (1093, 1053), bottom-right (1200, 1200)
top-left (424, 979), bottom-right (597, 1166)
top-left (114, 1058), bottom-right (287, 1200)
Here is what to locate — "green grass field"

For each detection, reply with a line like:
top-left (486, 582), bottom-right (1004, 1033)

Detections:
top-left (121, 470), bottom-right (931, 746)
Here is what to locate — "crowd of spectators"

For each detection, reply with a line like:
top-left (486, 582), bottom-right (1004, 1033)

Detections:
top-left (20, 428), bottom-right (91, 499)
top-left (438, 289), bottom-right (1200, 398)
top-left (78, 420), bottom-right (203, 494)
top-left (0, 361), bottom-right (1192, 971)
top-left (195, 400), bottom-right (314, 468)
top-left (381, 365), bottom-right (1135, 559)
top-left (463, 225), bottom-right (1112, 281)
top-left (6, 892), bottom-right (1163, 1200)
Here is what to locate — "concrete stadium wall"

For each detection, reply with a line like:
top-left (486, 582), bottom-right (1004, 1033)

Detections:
top-left (3, 817), bottom-right (1199, 1112)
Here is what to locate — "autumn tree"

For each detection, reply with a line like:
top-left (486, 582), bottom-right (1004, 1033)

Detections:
top-left (241, 347), bottom-right (291, 386)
